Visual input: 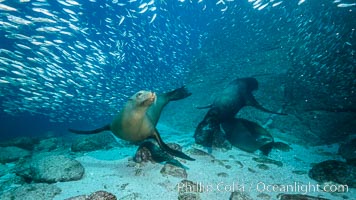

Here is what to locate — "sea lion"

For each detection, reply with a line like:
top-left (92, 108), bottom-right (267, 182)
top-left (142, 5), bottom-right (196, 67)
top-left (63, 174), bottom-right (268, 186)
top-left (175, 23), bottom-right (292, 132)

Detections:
top-left (221, 118), bottom-right (274, 155)
top-left (194, 77), bottom-right (286, 147)
top-left (69, 86), bottom-right (194, 161)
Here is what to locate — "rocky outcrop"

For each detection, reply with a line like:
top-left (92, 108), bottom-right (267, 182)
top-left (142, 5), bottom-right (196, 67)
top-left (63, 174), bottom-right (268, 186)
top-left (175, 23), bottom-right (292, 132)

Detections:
top-left (34, 138), bottom-right (59, 152)
top-left (277, 194), bottom-right (330, 200)
top-left (177, 180), bottom-right (202, 200)
top-left (338, 138), bottom-right (356, 164)
top-left (160, 163), bottom-right (187, 179)
top-left (0, 183), bottom-right (61, 200)
top-left (65, 191), bottom-right (117, 200)
top-left (16, 155), bottom-right (84, 183)
top-left (0, 137), bottom-right (38, 150)
top-left (0, 146), bottom-right (31, 163)
top-left (308, 160), bottom-right (356, 188)
top-left (71, 133), bottom-right (118, 152)
top-left (229, 191), bottom-right (253, 200)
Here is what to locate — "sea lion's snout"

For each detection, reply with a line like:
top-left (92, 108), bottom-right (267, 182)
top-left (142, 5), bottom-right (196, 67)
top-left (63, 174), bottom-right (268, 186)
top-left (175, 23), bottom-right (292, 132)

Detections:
top-left (151, 92), bottom-right (157, 104)
top-left (137, 91), bottom-right (156, 106)
top-left (147, 91), bottom-right (156, 103)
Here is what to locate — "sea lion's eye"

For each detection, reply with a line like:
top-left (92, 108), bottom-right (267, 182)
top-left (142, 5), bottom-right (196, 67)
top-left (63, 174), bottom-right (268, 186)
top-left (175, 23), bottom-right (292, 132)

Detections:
top-left (137, 92), bottom-right (143, 97)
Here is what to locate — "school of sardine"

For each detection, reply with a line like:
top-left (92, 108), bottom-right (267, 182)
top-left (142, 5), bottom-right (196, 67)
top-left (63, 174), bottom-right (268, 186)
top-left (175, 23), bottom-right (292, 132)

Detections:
top-left (0, 0), bottom-right (354, 124)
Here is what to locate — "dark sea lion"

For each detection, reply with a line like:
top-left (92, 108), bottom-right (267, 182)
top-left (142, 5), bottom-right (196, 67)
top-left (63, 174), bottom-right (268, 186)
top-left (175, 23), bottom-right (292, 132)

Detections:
top-left (197, 77), bottom-right (286, 119)
top-left (194, 77), bottom-right (286, 147)
top-left (69, 87), bottom-right (194, 161)
top-left (221, 118), bottom-right (274, 155)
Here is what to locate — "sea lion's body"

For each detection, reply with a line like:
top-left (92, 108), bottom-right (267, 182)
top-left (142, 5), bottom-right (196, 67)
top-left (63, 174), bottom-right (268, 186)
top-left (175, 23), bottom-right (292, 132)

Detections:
top-left (110, 91), bottom-right (156, 142)
top-left (69, 87), bottom-right (194, 161)
top-left (194, 77), bottom-right (286, 149)
top-left (222, 118), bottom-right (274, 154)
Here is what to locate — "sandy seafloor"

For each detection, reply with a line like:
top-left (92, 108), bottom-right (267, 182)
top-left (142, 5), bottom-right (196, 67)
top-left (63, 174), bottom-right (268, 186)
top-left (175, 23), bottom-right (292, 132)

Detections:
top-left (49, 124), bottom-right (355, 200)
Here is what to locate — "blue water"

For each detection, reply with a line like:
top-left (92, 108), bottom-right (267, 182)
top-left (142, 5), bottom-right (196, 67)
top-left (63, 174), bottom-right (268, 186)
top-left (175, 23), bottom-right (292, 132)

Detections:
top-left (0, 1), bottom-right (354, 138)
top-left (0, 1), bottom-right (355, 199)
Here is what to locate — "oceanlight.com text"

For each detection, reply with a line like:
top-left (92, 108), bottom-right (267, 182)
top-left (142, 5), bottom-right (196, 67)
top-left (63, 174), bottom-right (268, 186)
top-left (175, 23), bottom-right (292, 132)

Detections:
top-left (256, 182), bottom-right (348, 194)
top-left (177, 181), bottom-right (349, 194)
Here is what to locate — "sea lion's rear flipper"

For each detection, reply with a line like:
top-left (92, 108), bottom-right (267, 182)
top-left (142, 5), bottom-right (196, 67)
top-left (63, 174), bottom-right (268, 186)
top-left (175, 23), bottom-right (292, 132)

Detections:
top-left (68, 124), bottom-right (110, 134)
top-left (246, 94), bottom-right (287, 115)
top-left (152, 129), bottom-right (195, 161)
top-left (165, 86), bottom-right (192, 101)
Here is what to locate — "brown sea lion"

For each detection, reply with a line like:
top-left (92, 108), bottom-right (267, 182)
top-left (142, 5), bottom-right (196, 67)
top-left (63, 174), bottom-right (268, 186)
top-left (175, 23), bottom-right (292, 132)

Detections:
top-left (194, 77), bottom-right (286, 147)
top-left (69, 87), bottom-right (194, 161)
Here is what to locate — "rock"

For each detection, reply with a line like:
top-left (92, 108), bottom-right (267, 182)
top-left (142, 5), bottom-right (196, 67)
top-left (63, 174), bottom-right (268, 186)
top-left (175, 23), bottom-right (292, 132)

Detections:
top-left (308, 160), bottom-right (356, 188)
top-left (0, 146), bottom-right (31, 163)
top-left (177, 180), bottom-right (202, 200)
top-left (0, 163), bottom-right (9, 177)
top-left (256, 164), bottom-right (269, 170)
top-left (118, 192), bottom-right (141, 200)
top-left (16, 155), bottom-right (84, 183)
top-left (178, 192), bottom-right (200, 200)
top-left (0, 183), bottom-right (61, 200)
top-left (65, 195), bottom-right (87, 200)
top-left (71, 133), bottom-right (118, 152)
top-left (257, 193), bottom-right (271, 200)
top-left (229, 191), bottom-right (253, 200)
top-left (338, 138), bottom-right (356, 164)
top-left (35, 138), bottom-right (59, 152)
top-left (217, 172), bottom-right (229, 177)
top-left (277, 194), bottom-right (330, 200)
top-left (252, 157), bottom-right (283, 167)
top-left (66, 191), bottom-right (117, 200)
top-left (269, 111), bottom-right (355, 146)
top-left (273, 142), bottom-right (292, 152)
top-left (160, 163), bottom-right (187, 178)
top-left (176, 180), bottom-right (204, 194)
top-left (0, 137), bottom-right (38, 150)
top-left (186, 148), bottom-right (214, 158)
top-left (0, 173), bottom-right (25, 192)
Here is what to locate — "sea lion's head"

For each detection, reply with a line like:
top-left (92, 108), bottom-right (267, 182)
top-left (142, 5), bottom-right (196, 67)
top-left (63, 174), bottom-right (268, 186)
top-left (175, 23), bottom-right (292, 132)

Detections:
top-left (130, 90), bottom-right (156, 107)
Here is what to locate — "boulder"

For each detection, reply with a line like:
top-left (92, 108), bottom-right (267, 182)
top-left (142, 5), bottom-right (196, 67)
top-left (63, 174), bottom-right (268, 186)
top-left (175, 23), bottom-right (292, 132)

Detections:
top-left (65, 190), bottom-right (117, 200)
top-left (35, 138), bottom-right (59, 152)
top-left (71, 133), bottom-right (118, 152)
top-left (0, 183), bottom-right (61, 200)
top-left (0, 146), bottom-right (31, 163)
top-left (16, 155), bottom-right (84, 183)
top-left (308, 160), bottom-right (356, 188)
top-left (160, 163), bottom-right (187, 179)
top-left (277, 194), bottom-right (329, 200)
top-left (229, 191), bottom-right (253, 200)
top-left (338, 138), bottom-right (356, 164)
top-left (0, 137), bottom-right (38, 150)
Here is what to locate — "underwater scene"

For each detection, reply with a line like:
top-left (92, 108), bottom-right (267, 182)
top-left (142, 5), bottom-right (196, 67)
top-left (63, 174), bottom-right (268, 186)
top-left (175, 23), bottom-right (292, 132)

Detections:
top-left (0, 0), bottom-right (355, 199)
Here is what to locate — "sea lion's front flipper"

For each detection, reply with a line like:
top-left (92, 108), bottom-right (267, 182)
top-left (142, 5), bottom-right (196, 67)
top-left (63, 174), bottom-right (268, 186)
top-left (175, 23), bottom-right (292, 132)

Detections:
top-left (246, 94), bottom-right (287, 115)
top-left (152, 129), bottom-right (195, 161)
top-left (165, 86), bottom-right (192, 101)
top-left (135, 141), bottom-right (186, 168)
top-left (68, 124), bottom-right (110, 134)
